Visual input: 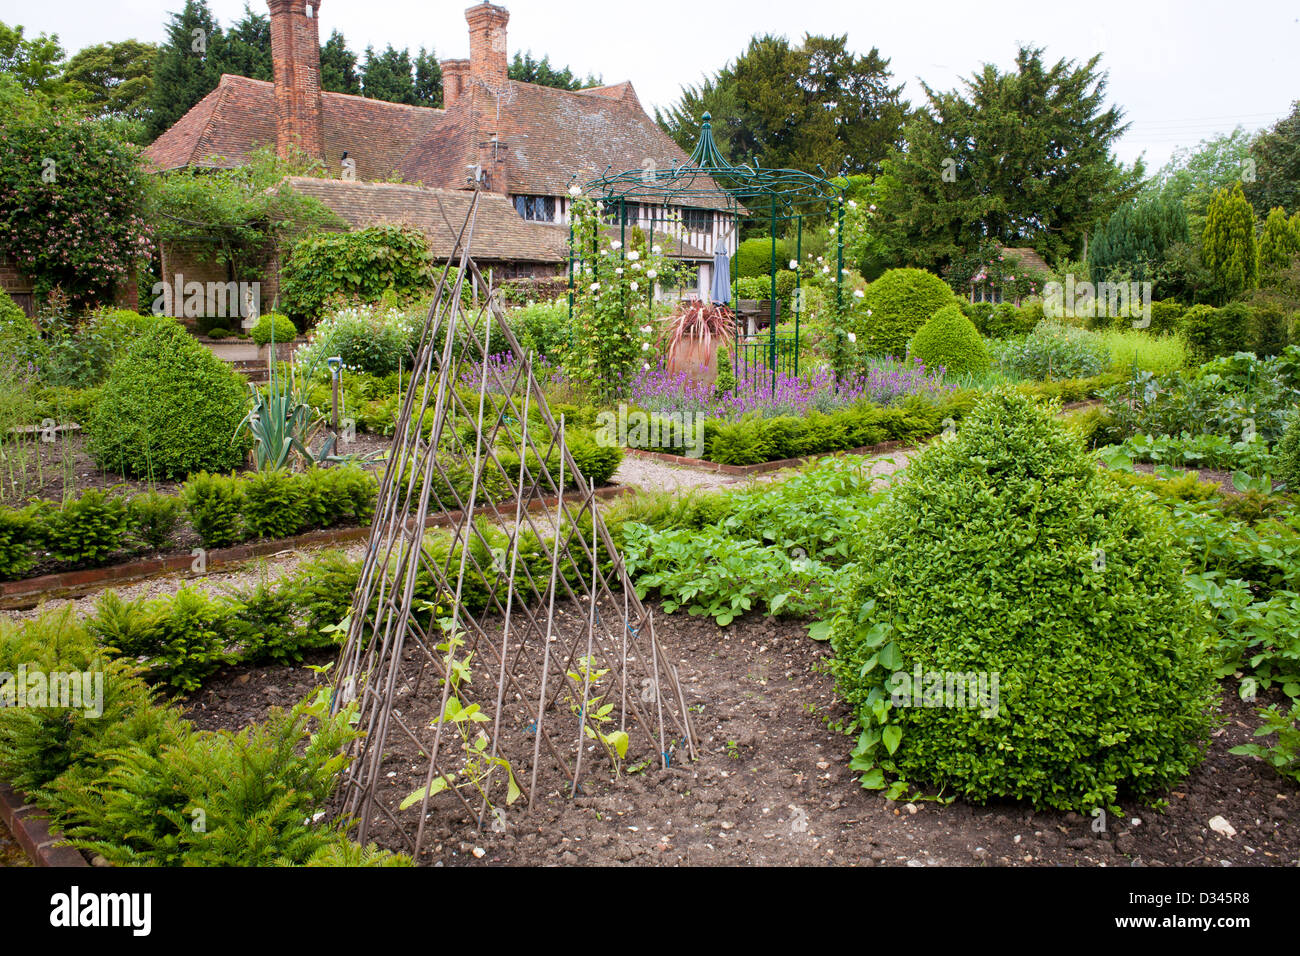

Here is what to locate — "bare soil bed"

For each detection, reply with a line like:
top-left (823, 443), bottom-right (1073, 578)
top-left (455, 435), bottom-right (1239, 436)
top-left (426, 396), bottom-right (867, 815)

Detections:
top-left (186, 601), bottom-right (1299, 868)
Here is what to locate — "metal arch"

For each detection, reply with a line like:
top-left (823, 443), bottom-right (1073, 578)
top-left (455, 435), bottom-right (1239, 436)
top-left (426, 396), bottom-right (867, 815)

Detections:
top-left (581, 112), bottom-right (844, 215)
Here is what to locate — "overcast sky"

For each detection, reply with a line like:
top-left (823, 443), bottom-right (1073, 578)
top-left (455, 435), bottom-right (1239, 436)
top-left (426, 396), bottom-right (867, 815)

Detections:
top-left (6, 0), bottom-right (1297, 171)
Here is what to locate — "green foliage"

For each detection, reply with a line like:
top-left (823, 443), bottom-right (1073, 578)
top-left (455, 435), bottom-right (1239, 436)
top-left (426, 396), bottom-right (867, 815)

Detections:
top-left (509, 300), bottom-right (569, 360)
top-left (241, 469), bottom-right (308, 540)
top-left (1202, 182), bottom-right (1259, 303)
top-left (1277, 416), bottom-right (1300, 492)
top-left (282, 550), bottom-right (362, 638)
top-left (280, 226), bottom-right (434, 325)
top-left (714, 344), bottom-right (736, 396)
top-left (60, 698), bottom-right (372, 866)
top-left (856, 268), bottom-right (958, 357)
top-left (40, 490), bottom-right (130, 566)
top-left (127, 491), bottom-right (183, 551)
top-left (1243, 101), bottom-right (1300, 220)
top-left (1230, 703), bottom-right (1300, 783)
top-left (829, 389), bottom-right (1215, 812)
top-left (87, 322), bottom-right (251, 480)
top-left (657, 34), bottom-right (906, 178)
top-left (293, 304), bottom-right (419, 377)
top-left (625, 457), bottom-right (886, 624)
top-left (181, 471), bottom-right (245, 548)
top-left (0, 505), bottom-right (39, 581)
top-left (908, 303), bottom-right (990, 375)
top-left (733, 237), bottom-right (796, 279)
top-left (1181, 303), bottom-right (1254, 361)
top-left (1259, 207), bottom-right (1300, 277)
top-left (992, 320), bottom-right (1110, 380)
top-left (1088, 193), bottom-right (1190, 285)
top-left (0, 102), bottom-right (152, 306)
top-left (880, 47), bottom-right (1140, 271)
top-left (88, 587), bottom-right (232, 692)
top-left (251, 312), bottom-right (297, 347)
top-left (1097, 329), bottom-right (1190, 375)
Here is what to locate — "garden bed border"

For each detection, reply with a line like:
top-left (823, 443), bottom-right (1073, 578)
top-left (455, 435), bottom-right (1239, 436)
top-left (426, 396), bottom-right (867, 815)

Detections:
top-left (0, 782), bottom-right (89, 867)
top-left (1, 484), bottom-right (631, 610)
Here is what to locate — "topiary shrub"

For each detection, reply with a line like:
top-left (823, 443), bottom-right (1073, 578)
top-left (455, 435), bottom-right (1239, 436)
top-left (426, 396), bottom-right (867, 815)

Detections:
top-left (241, 469), bottom-right (308, 540)
top-left (41, 490), bottom-right (131, 567)
top-left (181, 472), bottom-right (246, 548)
top-left (86, 323), bottom-right (251, 480)
top-left (855, 268), bottom-right (958, 358)
top-left (829, 388), bottom-right (1215, 813)
top-left (1183, 302), bottom-right (1252, 360)
top-left (908, 304), bottom-right (990, 375)
top-left (732, 237), bottom-right (795, 279)
top-left (250, 312), bottom-right (298, 347)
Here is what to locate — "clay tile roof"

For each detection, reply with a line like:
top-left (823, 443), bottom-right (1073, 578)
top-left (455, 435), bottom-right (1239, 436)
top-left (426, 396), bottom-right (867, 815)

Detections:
top-left (996, 245), bottom-right (1051, 275)
top-left (282, 176), bottom-right (567, 262)
top-left (145, 75), bottom-right (443, 181)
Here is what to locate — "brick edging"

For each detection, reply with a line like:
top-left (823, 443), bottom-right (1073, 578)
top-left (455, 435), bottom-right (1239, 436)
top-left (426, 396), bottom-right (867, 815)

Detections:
top-left (623, 439), bottom-right (915, 476)
top-left (0, 484), bottom-right (631, 610)
top-left (0, 782), bottom-right (89, 868)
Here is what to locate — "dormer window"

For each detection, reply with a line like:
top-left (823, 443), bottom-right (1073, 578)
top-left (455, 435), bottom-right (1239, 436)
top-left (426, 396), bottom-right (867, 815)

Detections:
top-left (513, 194), bottom-right (555, 222)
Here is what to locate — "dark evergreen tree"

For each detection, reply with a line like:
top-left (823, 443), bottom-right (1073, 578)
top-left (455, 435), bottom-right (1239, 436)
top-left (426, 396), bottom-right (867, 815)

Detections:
top-left (217, 3), bottom-right (272, 82)
top-left (319, 29), bottom-right (359, 94)
top-left (360, 44), bottom-right (415, 104)
top-left (657, 33), bottom-right (906, 177)
top-left (507, 51), bottom-right (599, 90)
top-left (413, 47), bottom-right (441, 107)
top-left (146, 0), bottom-right (223, 141)
top-left (1088, 193), bottom-right (1189, 284)
top-left (1245, 101), bottom-right (1300, 217)
top-left (880, 47), bottom-right (1141, 271)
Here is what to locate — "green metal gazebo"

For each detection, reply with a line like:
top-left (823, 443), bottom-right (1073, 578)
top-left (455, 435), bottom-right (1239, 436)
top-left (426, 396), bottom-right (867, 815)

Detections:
top-left (575, 113), bottom-right (845, 393)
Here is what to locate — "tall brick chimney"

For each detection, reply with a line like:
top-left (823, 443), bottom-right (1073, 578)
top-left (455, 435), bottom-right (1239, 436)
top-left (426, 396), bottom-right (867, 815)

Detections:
top-left (465, 3), bottom-right (510, 90)
top-left (267, 0), bottom-right (324, 162)
top-left (441, 58), bottom-right (470, 110)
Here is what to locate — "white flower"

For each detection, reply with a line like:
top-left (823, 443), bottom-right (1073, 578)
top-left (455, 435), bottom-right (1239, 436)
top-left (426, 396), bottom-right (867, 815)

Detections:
top-left (630, 281), bottom-right (640, 292)
top-left (869, 204), bottom-right (877, 212)
top-left (854, 289), bottom-right (865, 298)
top-left (641, 341), bottom-right (650, 350)
top-left (647, 269), bottom-right (658, 279)
top-left (590, 282), bottom-right (601, 292)
top-left (642, 363), bottom-right (650, 371)
top-left (652, 244), bottom-right (662, 254)
top-left (627, 250), bottom-right (640, 261)
top-left (848, 199), bottom-right (858, 209)
top-left (641, 325), bottom-right (652, 333)
top-left (615, 267), bottom-right (624, 276)
top-left (569, 185), bottom-right (582, 197)
top-left (842, 268), bottom-right (849, 275)
top-left (847, 332), bottom-right (857, 344)
top-left (822, 266), bottom-right (830, 274)
top-left (611, 240), bottom-right (622, 250)
top-left (789, 260), bottom-right (798, 270)
top-left (866, 309), bottom-right (873, 317)
top-left (632, 261), bottom-right (643, 271)
top-left (817, 256), bottom-right (825, 263)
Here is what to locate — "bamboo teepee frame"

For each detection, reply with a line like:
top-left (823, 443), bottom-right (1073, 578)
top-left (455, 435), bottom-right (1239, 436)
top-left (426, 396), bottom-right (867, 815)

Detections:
top-left (331, 189), bottom-right (696, 858)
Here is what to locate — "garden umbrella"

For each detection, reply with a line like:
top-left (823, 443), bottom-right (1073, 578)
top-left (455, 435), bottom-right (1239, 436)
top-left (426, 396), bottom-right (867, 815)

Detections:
top-left (710, 249), bottom-right (732, 305)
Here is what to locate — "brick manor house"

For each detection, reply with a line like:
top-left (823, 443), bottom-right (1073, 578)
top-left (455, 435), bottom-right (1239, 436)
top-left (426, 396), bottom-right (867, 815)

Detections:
top-left (144, 0), bottom-right (736, 310)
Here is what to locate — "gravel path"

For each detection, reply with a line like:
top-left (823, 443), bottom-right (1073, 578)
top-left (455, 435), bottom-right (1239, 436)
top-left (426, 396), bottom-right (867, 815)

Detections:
top-left (614, 446), bottom-right (919, 495)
